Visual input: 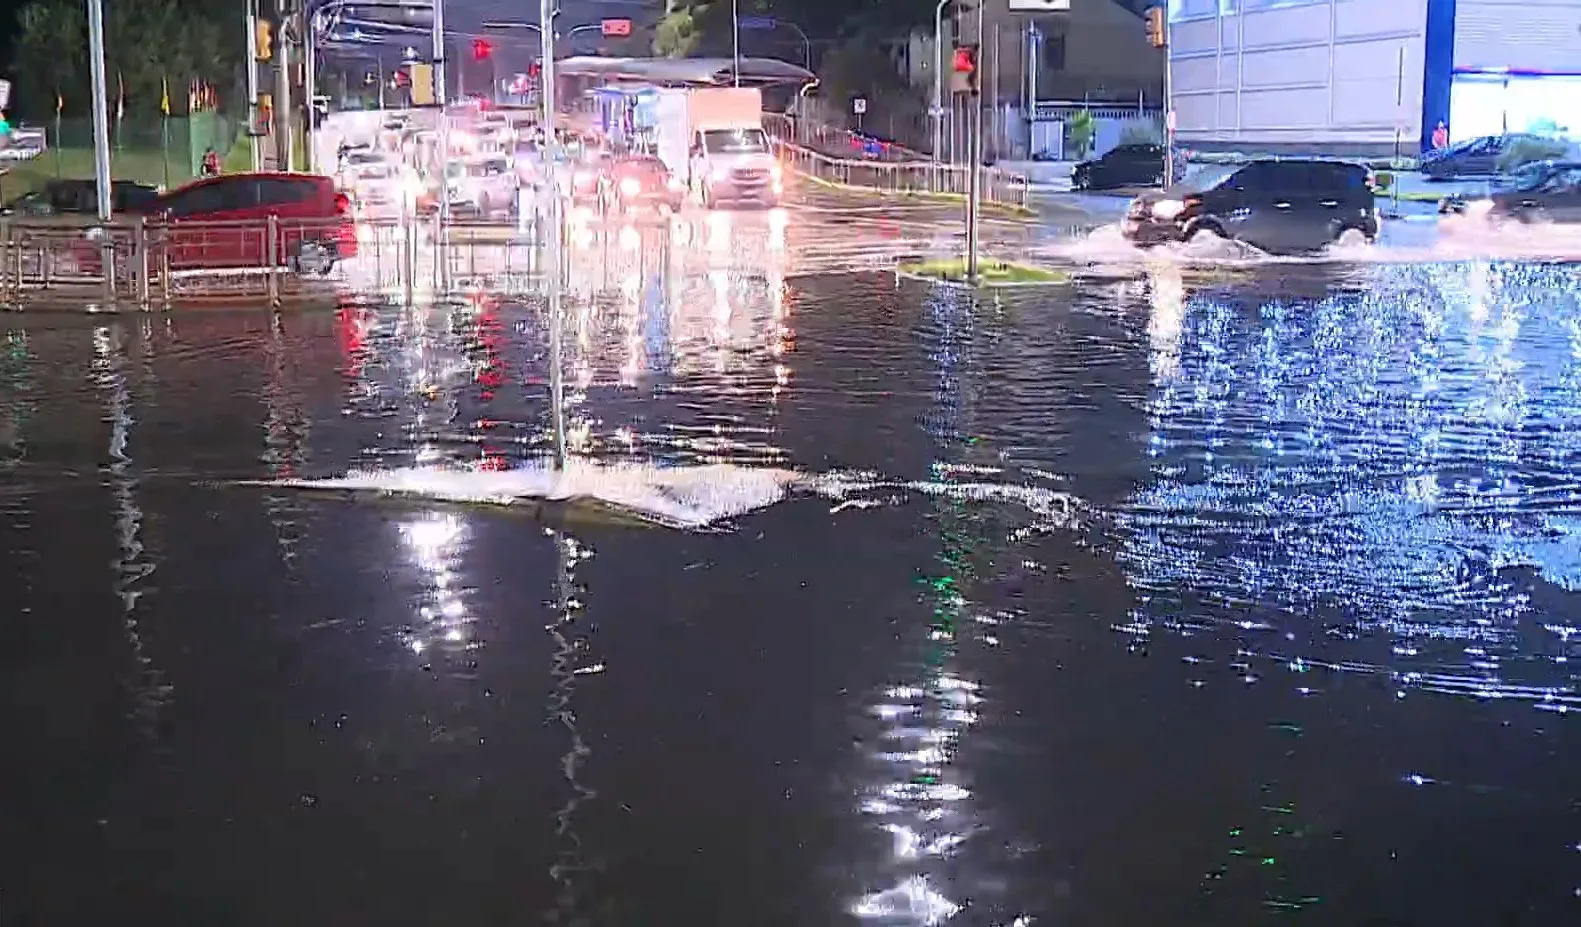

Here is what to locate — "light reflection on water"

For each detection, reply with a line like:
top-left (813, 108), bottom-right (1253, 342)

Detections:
top-left (1119, 261), bottom-right (1581, 707)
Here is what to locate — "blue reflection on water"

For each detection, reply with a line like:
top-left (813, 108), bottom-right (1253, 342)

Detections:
top-left (1119, 262), bottom-right (1581, 708)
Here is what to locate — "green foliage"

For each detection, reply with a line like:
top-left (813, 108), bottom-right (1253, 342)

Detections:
top-left (653, 4), bottom-right (706, 58)
top-left (1497, 136), bottom-right (1569, 172)
top-left (1067, 109), bottom-right (1095, 158)
top-left (12, 0), bottom-right (240, 120)
top-left (817, 41), bottom-right (918, 113)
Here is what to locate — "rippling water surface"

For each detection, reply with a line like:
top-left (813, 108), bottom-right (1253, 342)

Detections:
top-left (1, 246), bottom-right (1577, 925)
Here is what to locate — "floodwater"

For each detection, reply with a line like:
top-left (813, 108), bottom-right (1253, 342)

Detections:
top-left (1, 247), bottom-right (1578, 926)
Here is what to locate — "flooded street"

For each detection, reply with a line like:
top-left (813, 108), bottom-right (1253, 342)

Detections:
top-left (1, 254), bottom-right (1577, 925)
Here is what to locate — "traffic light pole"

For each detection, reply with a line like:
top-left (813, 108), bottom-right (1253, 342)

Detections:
top-left (965, 0), bottom-right (984, 282)
top-left (432, 0), bottom-right (451, 232)
top-left (245, 2), bottom-right (262, 171)
top-left (1162, 14), bottom-right (1173, 191)
top-left (86, 0), bottom-right (112, 222)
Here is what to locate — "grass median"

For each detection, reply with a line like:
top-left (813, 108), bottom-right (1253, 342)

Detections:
top-left (898, 257), bottom-right (1070, 286)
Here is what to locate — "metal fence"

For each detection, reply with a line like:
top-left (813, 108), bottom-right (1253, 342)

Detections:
top-left (763, 113), bottom-right (1030, 211)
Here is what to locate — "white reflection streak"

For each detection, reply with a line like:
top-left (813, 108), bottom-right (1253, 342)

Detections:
top-left (261, 314), bottom-right (308, 566)
top-left (547, 530), bottom-right (600, 922)
top-left (94, 326), bottom-right (167, 739)
top-left (398, 512), bottom-right (469, 657)
top-left (1148, 263), bottom-right (1186, 381)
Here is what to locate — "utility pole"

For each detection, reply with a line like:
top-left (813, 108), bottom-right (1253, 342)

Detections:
top-left (432, 0), bottom-right (450, 230)
top-left (277, 1), bottom-right (296, 171)
top-left (245, 0), bottom-right (263, 171)
top-left (85, 0), bottom-right (112, 221)
top-left (932, 0), bottom-right (948, 162)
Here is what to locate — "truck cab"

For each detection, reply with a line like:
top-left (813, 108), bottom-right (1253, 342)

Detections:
top-left (688, 126), bottom-right (782, 208)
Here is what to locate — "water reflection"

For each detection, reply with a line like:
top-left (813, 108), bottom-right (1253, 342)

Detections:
top-left (850, 286), bottom-right (1022, 925)
top-left (1119, 261), bottom-right (1581, 704)
top-left (545, 530), bottom-right (604, 925)
top-left (0, 329), bottom-right (30, 466)
top-left (398, 512), bottom-right (472, 659)
top-left (262, 314), bottom-right (311, 566)
top-left (93, 324), bottom-right (167, 739)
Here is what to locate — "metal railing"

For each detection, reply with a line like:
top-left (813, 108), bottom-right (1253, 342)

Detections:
top-left (763, 113), bottom-right (1030, 211)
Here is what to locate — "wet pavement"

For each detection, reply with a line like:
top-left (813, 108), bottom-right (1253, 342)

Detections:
top-left (2, 242), bottom-right (1580, 926)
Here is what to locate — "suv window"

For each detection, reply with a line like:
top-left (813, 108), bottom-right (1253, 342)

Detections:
top-left (1305, 162), bottom-right (1369, 193)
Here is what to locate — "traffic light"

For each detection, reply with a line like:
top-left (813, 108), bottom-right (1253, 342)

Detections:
top-left (472, 38), bottom-right (493, 60)
top-left (952, 44), bottom-right (979, 95)
top-left (255, 19), bottom-right (273, 61)
top-left (1145, 6), bottom-right (1166, 48)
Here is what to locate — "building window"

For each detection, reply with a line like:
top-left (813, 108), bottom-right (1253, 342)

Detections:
top-left (1042, 33), bottom-right (1066, 72)
top-left (1240, 0), bottom-right (1323, 10)
top-left (1168, 0), bottom-right (1219, 19)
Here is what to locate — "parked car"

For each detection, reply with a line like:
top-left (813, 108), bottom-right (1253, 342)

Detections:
top-left (1420, 133), bottom-right (1559, 180)
top-left (602, 155), bottom-right (685, 215)
top-left (135, 172), bottom-right (355, 272)
top-left (1072, 143), bottom-right (1166, 191)
top-left (1441, 160), bottom-right (1581, 223)
top-left (1438, 159), bottom-right (1557, 214)
top-left (1121, 159), bottom-right (1379, 254)
top-left (2, 179), bottom-right (159, 217)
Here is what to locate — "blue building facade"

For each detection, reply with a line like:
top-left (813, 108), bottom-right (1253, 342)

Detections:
top-left (1168, 0), bottom-right (1581, 155)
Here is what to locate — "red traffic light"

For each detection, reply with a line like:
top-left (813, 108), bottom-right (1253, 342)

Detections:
top-left (472, 38), bottom-right (493, 60)
top-left (952, 46), bottom-right (976, 74)
top-left (394, 69), bottom-right (411, 88)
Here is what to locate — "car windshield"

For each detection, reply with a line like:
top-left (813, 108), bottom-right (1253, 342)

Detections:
top-left (701, 128), bottom-right (769, 153)
top-left (1177, 164), bottom-right (1237, 193)
top-left (356, 163), bottom-right (394, 179)
top-left (616, 158), bottom-right (666, 176)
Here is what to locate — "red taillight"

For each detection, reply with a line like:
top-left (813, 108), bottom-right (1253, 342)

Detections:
top-left (334, 192), bottom-right (351, 214)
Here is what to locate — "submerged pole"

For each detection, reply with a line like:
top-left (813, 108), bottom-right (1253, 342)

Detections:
top-left (540, 0), bottom-right (566, 470)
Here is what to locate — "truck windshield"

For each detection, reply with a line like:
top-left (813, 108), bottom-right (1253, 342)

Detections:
top-left (701, 128), bottom-right (769, 154)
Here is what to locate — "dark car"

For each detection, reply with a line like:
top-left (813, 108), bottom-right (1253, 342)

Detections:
top-left (602, 155), bottom-right (684, 214)
top-left (1420, 134), bottom-right (1555, 181)
top-left (1438, 159), bottom-right (1557, 214)
top-left (2, 179), bottom-right (160, 217)
top-left (1441, 160), bottom-right (1581, 223)
top-left (1121, 159), bottom-right (1379, 255)
top-left (1072, 143), bottom-right (1166, 191)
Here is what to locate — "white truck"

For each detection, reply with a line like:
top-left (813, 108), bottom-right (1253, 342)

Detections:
top-left (652, 87), bottom-right (782, 208)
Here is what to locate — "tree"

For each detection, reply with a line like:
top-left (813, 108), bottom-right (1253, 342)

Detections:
top-left (12, 0), bottom-right (241, 119)
top-left (653, 2), bottom-right (705, 58)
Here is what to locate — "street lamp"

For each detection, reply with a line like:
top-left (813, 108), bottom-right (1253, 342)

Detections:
top-left (732, 0), bottom-right (740, 87)
top-left (933, 0), bottom-right (948, 162)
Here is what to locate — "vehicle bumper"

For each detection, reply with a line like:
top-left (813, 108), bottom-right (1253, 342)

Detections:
top-left (1120, 216), bottom-right (1185, 247)
top-left (705, 178), bottom-right (782, 204)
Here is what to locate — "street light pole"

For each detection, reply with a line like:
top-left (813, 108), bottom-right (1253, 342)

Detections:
top-left (933, 0), bottom-right (947, 162)
top-left (540, 0), bottom-right (566, 470)
top-left (85, 0), bottom-right (112, 221)
top-left (305, 10), bottom-right (320, 173)
top-left (432, 0), bottom-right (451, 234)
top-left (731, 0), bottom-right (741, 87)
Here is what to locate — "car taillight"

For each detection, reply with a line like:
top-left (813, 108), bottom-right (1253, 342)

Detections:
top-left (334, 192), bottom-right (351, 214)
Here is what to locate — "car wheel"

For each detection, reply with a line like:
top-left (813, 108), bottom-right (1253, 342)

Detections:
top-left (1186, 224), bottom-right (1225, 244)
top-left (1332, 227), bottom-right (1371, 248)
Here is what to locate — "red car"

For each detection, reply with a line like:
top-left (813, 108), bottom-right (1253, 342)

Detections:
top-left (81, 172), bottom-right (357, 273)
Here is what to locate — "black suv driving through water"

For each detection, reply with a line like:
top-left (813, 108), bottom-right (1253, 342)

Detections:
top-left (1121, 159), bottom-right (1380, 254)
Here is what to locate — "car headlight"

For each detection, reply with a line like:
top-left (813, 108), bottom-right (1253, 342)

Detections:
top-left (1151, 199), bottom-right (1185, 220)
top-left (620, 177), bottom-right (641, 196)
top-left (770, 163), bottom-right (782, 180)
top-left (710, 167), bottom-right (728, 182)
top-left (574, 171), bottom-right (592, 187)
top-left (1467, 199), bottom-right (1494, 216)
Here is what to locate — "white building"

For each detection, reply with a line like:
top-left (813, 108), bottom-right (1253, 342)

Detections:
top-left (1168, 0), bottom-right (1581, 155)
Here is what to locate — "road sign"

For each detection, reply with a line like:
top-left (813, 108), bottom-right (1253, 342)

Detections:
top-left (1007, 0), bottom-right (1070, 9)
top-left (601, 18), bottom-right (631, 37)
top-left (740, 16), bottom-right (776, 29)
top-left (852, 97), bottom-right (867, 115)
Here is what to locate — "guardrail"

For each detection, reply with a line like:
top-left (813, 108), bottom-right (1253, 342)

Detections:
top-left (775, 143), bottom-right (1030, 211)
top-left (763, 112), bottom-right (1029, 210)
